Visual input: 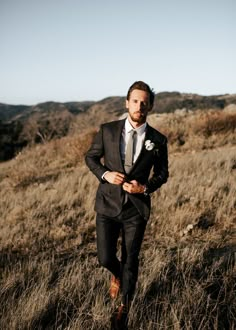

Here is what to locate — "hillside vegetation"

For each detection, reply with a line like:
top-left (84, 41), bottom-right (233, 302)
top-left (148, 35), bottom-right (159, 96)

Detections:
top-left (1, 92), bottom-right (236, 161)
top-left (0, 108), bottom-right (235, 329)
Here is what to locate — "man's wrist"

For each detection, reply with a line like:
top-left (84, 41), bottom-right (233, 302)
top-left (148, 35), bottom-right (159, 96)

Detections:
top-left (102, 171), bottom-right (110, 181)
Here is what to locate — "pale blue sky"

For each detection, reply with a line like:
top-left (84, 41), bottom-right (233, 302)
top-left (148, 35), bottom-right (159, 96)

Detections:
top-left (1, 0), bottom-right (235, 105)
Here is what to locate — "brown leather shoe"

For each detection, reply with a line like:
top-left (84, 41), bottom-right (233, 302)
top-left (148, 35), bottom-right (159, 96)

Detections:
top-left (111, 304), bottom-right (128, 330)
top-left (110, 276), bottom-right (120, 299)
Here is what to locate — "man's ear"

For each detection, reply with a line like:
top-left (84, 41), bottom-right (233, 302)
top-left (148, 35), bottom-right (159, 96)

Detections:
top-left (125, 99), bottom-right (129, 109)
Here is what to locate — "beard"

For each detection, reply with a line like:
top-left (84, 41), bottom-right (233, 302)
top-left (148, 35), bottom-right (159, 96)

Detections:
top-left (129, 111), bottom-right (147, 124)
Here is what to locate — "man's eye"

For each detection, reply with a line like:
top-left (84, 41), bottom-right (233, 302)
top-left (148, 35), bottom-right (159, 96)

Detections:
top-left (140, 102), bottom-right (147, 107)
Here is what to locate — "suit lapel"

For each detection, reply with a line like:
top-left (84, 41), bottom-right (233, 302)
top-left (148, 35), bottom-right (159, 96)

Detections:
top-left (142, 123), bottom-right (154, 146)
top-left (129, 123), bottom-right (153, 173)
top-left (113, 119), bottom-right (125, 171)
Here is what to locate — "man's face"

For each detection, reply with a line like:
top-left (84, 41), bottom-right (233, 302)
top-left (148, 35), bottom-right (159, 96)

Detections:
top-left (126, 89), bottom-right (152, 125)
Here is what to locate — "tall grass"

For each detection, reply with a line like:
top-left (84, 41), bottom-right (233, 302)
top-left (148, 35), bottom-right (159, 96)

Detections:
top-left (0, 110), bottom-right (235, 329)
top-left (149, 109), bottom-right (236, 152)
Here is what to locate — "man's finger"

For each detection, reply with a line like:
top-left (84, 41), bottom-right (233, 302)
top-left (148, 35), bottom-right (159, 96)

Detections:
top-left (116, 173), bottom-right (125, 179)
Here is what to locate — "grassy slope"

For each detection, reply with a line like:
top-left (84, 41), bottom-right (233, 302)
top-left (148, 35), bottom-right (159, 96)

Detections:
top-left (0, 109), bottom-right (235, 329)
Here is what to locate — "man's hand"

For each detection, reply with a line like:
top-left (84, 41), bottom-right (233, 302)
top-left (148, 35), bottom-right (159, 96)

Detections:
top-left (122, 180), bottom-right (145, 194)
top-left (104, 171), bottom-right (125, 185)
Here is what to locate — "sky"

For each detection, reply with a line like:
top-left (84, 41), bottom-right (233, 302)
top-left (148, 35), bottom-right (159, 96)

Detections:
top-left (1, 0), bottom-right (235, 105)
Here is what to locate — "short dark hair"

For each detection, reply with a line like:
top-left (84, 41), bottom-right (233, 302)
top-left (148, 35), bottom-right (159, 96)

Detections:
top-left (126, 81), bottom-right (155, 108)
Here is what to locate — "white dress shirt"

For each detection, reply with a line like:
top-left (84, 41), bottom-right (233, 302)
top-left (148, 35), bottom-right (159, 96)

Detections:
top-left (120, 118), bottom-right (147, 164)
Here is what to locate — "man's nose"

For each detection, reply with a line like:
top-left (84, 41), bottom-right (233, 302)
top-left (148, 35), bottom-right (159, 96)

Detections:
top-left (138, 103), bottom-right (144, 110)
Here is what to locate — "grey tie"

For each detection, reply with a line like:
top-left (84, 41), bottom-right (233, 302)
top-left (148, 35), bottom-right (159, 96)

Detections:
top-left (124, 130), bottom-right (136, 174)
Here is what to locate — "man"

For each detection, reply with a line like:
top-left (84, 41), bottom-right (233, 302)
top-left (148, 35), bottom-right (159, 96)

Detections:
top-left (85, 81), bottom-right (168, 326)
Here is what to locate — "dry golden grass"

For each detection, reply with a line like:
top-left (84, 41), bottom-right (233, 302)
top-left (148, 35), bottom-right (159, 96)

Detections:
top-left (0, 109), bottom-right (235, 329)
top-left (148, 109), bottom-right (236, 153)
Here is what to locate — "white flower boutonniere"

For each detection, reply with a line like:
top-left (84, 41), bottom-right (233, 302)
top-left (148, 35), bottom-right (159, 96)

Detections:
top-left (145, 140), bottom-right (155, 151)
top-left (145, 139), bottom-right (159, 155)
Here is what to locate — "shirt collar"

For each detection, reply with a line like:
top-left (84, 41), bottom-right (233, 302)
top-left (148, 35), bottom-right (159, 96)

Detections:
top-left (125, 118), bottom-right (147, 135)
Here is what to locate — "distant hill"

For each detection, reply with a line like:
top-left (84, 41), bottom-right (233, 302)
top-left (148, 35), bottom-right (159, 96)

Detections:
top-left (0, 101), bottom-right (94, 161)
top-left (0, 101), bottom-right (95, 122)
top-left (0, 92), bottom-right (236, 161)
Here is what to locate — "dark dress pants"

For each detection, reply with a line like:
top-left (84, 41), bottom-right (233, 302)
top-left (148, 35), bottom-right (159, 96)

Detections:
top-left (96, 201), bottom-right (147, 304)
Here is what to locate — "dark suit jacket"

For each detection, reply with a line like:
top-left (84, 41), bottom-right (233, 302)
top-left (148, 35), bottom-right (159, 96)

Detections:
top-left (85, 119), bottom-right (168, 221)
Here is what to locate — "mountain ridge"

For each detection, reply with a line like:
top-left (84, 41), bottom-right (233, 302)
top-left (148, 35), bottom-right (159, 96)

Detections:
top-left (0, 92), bottom-right (236, 161)
top-left (1, 92), bottom-right (236, 123)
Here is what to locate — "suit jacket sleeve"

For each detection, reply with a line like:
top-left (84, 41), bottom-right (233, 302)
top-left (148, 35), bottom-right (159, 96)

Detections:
top-left (146, 136), bottom-right (169, 193)
top-left (85, 125), bottom-right (108, 182)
